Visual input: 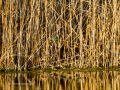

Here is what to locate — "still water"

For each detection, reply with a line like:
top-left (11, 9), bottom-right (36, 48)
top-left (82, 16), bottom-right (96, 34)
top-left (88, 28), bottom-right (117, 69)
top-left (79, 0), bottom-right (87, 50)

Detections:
top-left (0, 70), bottom-right (120, 90)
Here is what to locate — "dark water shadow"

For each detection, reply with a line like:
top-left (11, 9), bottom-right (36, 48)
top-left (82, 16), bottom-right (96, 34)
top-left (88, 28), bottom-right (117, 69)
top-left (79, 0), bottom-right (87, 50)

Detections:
top-left (0, 69), bottom-right (120, 90)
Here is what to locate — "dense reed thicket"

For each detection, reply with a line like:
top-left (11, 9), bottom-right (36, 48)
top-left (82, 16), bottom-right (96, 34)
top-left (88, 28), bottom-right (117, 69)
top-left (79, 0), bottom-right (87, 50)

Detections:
top-left (0, 0), bottom-right (120, 71)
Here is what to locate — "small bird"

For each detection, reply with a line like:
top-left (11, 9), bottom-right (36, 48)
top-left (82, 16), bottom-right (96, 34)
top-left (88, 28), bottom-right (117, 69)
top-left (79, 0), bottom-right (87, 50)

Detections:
top-left (51, 37), bottom-right (57, 41)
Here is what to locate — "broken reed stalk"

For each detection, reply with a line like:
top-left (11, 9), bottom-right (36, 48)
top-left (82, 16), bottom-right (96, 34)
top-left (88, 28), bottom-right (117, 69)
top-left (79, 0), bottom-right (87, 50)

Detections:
top-left (0, 0), bottom-right (120, 71)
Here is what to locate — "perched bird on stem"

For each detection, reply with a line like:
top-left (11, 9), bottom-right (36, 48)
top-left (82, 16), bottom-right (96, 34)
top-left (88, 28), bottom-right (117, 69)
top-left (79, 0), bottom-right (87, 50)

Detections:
top-left (51, 37), bottom-right (57, 41)
top-left (51, 37), bottom-right (57, 51)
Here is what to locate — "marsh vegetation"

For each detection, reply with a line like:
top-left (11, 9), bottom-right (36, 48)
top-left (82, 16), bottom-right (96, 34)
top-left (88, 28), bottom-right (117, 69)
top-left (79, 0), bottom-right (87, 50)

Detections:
top-left (0, 0), bottom-right (120, 71)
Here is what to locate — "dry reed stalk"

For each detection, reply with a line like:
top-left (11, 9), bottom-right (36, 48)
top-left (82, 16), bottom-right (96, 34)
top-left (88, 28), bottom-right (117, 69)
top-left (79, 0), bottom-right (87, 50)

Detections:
top-left (0, 1), bottom-right (1, 60)
top-left (92, 0), bottom-right (96, 67)
top-left (0, 0), bottom-right (120, 70)
top-left (69, 0), bottom-right (72, 66)
top-left (0, 0), bottom-right (1, 13)
top-left (88, 0), bottom-right (91, 67)
top-left (113, 0), bottom-right (117, 67)
top-left (79, 0), bottom-right (83, 68)
top-left (101, 0), bottom-right (105, 67)
top-left (9, 0), bottom-right (14, 69)
top-left (119, 3), bottom-right (120, 64)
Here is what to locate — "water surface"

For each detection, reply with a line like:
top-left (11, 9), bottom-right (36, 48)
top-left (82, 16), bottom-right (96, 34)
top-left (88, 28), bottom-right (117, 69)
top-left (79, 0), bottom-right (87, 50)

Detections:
top-left (0, 70), bottom-right (120, 90)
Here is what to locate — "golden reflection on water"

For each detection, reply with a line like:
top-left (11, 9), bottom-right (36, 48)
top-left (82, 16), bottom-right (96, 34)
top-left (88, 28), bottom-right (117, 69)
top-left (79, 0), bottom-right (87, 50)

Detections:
top-left (0, 71), bottom-right (120, 90)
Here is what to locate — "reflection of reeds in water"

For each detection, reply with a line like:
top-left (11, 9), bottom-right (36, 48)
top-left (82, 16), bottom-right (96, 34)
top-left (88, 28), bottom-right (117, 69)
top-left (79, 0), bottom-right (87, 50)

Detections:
top-left (0, 0), bottom-right (120, 70)
top-left (0, 71), bottom-right (120, 90)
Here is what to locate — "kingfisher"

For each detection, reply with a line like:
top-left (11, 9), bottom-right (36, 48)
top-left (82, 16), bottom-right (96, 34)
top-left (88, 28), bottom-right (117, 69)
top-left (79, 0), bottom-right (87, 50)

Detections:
top-left (51, 37), bottom-right (57, 41)
top-left (51, 37), bottom-right (57, 51)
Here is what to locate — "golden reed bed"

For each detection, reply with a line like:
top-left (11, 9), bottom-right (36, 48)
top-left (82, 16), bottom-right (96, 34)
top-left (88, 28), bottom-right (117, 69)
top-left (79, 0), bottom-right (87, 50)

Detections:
top-left (0, 0), bottom-right (120, 70)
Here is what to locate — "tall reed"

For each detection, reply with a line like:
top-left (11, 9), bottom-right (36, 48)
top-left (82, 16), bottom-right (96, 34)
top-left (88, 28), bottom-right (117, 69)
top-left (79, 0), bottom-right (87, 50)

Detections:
top-left (0, 0), bottom-right (120, 70)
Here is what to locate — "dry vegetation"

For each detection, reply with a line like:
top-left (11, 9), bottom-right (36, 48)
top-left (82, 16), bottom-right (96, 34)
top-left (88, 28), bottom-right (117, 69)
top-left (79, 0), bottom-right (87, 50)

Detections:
top-left (0, 0), bottom-right (120, 71)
